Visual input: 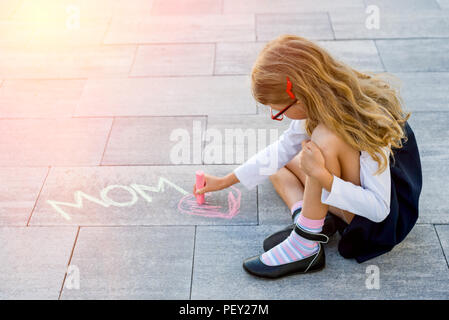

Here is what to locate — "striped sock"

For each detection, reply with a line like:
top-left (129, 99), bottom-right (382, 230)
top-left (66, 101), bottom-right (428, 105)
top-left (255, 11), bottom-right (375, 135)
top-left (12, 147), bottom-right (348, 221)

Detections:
top-left (290, 200), bottom-right (303, 223)
top-left (260, 213), bottom-right (325, 266)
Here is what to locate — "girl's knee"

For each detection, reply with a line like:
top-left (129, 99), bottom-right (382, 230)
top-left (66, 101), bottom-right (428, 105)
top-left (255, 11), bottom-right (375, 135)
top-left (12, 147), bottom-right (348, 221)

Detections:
top-left (310, 124), bottom-right (342, 177)
top-left (269, 171), bottom-right (281, 183)
top-left (285, 155), bottom-right (306, 182)
top-left (269, 167), bottom-right (289, 184)
top-left (310, 123), bottom-right (343, 156)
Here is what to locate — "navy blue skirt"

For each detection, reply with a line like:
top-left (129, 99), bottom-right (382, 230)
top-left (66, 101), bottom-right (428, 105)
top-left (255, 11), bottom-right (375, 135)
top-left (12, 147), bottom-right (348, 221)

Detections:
top-left (338, 121), bottom-right (423, 263)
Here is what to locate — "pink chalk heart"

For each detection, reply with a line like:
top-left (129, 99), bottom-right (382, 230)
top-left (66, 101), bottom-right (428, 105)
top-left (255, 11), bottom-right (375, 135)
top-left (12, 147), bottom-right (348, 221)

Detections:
top-left (177, 186), bottom-right (242, 219)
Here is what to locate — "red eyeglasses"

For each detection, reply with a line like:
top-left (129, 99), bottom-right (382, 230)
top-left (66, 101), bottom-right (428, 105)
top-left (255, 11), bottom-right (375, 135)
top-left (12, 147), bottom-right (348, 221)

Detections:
top-left (270, 76), bottom-right (298, 121)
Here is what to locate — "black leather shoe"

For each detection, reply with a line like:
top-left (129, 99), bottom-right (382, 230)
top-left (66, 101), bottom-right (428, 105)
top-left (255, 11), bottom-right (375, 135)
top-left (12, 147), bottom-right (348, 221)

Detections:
top-left (243, 225), bottom-right (329, 279)
top-left (262, 208), bottom-right (348, 252)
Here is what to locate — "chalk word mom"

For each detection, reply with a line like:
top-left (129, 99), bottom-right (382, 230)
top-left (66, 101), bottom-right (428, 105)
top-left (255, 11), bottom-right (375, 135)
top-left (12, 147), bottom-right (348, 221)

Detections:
top-left (46, 177), bottom-right (241, 221)
top-left (46, 177), bottom-right (189, 221)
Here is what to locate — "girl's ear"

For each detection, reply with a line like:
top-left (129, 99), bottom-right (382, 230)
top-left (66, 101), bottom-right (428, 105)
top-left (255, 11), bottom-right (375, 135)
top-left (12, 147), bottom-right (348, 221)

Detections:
top-left (301, 140), bottom-right (305, 148)
top-left (301, 140), bottom-right (310, 149)
top-left (293, 100), bottom-right (305, 111)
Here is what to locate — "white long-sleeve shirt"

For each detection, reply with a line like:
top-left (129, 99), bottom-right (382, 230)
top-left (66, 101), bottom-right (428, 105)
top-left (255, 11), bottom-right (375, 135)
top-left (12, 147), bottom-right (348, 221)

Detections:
top-left (233, 119), bottom-right (391, 223)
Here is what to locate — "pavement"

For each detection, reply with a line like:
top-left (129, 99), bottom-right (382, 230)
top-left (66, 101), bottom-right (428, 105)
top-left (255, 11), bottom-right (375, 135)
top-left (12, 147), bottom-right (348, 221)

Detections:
top-left (0, 0), bottom-right (448, 299)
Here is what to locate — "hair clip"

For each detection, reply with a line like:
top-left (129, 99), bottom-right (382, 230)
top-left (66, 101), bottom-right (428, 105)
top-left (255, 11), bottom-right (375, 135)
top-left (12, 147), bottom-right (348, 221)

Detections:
top-left (286, 76), bottom-right (295, 99)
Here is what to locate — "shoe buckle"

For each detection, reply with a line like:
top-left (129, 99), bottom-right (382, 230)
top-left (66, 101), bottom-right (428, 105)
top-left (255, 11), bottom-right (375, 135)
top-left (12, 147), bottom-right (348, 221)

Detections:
top-left (294, 225), bottom-right (329, 244)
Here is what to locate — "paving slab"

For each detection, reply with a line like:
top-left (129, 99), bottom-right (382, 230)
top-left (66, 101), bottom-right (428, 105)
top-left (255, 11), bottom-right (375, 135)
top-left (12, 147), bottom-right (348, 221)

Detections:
top-left (12, 0), bottom-right (105, 21)
top-left (363, 0), bottom-right (441, 12)
top-left (395, 72), bottom-right (449, 112)
top-left (61, 226), bottom-right (194, 299)
top-left (318, 40), bottom-right (384, 72)
top-left (258, 180), bottom-right (292, 226)
top-left (223, 0), bottom-right (364, 14)
top-left (257, 13), bottom-right (334, 42)
top-left (150, 0), bottom-right (221, 15)
top-left (104, 14), bottom-right (255, 44)
top-left (130, 44), bottom-right (215, 77)
top-left (401, 114), bottom-right (449, 223)
top-left (376, 39), bottom-right (449, 72)
top-left (74, 76), bottom-right (256, 117)
top-left (0, 79), bottom-right (85, 118)
top-left (105, 0), bottom-right (155, 19)
top-left (29, 18), bottom-right (110, 47)
top-left (215, 41), bottom-right (266, 75)
top-left (0, 226), bottom-right (77, 299)
top-left (0, 167), bottom-right (48, 225)
top-left (438, 0), bottom-right (449, 9)
top-left (435, 224), bottom-right (449, 267)
top-left (0, 118), bottom-right (112, 166)
top-left (215, 40), bottom-right (383, 76)
top-left (418, 160), bottom-right (449, 224)
top-left (0, 45), bottom-right (136, 79)
top-left (102, 117), bottom-right (206, 165)
top-left (11, 0), bottom-right (155, 21)
top-left (408, 111), bottom-right (449, 161)
top-left (29, 165), bottom-right (257, 226)
top-left (0, 21), bottom-right (34, 46)
top-left (330, 9), bottom-right (449, 39)
top-left (0, 0), bottom-right (21, 19)
top-left (205, 115), bottom-right (291, 165)
top-left (191, 224), bottom-right (449, 299)
top-left (9, 1), bottom-right (111, 46)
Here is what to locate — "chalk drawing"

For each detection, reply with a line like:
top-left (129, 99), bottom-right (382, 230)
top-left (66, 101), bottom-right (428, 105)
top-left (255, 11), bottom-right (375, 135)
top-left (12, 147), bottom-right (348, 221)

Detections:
top-left (177, 186), bottom-right (241, 219)
top-left (46, 177), bottom-right (241, 220)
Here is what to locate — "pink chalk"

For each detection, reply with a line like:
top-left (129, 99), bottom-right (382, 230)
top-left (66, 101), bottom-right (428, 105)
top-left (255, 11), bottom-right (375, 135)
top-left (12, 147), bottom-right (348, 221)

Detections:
top-left (195, 170), bottom-right (205, 204)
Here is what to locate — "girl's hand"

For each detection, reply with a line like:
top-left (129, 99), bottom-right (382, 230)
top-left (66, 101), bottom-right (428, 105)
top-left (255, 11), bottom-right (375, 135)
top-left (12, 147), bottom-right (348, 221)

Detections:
top-left (298, 140), bottom-right (326, 179)
top-left (193, 173), bottom-right (226, 195)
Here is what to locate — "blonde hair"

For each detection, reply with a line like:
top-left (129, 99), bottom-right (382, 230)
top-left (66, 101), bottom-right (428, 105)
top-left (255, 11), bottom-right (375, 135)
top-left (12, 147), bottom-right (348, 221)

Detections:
top-left (251, 34), bottom-right (411, 175)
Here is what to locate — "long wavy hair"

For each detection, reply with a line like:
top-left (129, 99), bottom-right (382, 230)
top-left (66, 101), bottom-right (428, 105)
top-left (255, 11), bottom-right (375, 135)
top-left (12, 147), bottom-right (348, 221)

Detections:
top-left (251, 34), bottom-right (411, 175)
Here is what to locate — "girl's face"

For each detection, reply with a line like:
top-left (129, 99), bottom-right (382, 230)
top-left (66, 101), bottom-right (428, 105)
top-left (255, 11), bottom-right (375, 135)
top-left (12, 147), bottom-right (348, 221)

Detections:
top-left (270, 101), bottom-right (308, 120)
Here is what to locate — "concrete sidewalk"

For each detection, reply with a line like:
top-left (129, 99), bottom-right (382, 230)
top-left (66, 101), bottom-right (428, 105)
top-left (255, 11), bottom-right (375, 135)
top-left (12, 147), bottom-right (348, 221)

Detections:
top-left (0, 0), bottom-right (448, 299)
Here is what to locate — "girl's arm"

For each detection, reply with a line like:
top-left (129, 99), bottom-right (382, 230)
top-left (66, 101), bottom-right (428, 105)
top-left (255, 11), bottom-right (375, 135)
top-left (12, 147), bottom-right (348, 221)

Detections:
top-left (233, 119), bottom-right (310, 190)
top-left (194, 119), bottom-right (309, 195)
top-left (194, 172), bottom-right (239, 195)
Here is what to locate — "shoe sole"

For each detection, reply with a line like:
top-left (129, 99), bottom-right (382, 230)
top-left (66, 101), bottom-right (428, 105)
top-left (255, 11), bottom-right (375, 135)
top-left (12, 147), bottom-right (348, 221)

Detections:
top-left (242, 261), bottom-right (326, 279)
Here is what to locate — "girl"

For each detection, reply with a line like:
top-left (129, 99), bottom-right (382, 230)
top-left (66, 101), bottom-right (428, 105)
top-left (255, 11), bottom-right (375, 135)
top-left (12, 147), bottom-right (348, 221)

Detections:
top-left (193, 35), bottom-right (422, 279)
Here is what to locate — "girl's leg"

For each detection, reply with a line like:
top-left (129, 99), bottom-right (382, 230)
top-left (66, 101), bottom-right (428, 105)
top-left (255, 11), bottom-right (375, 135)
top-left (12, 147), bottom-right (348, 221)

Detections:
top-left (259, 123), bottom-right (362, 268)
top-left (270, 166), bottom-right (349, 222)
top-left (300, 123), bottom-right (361, 224)
top-left (270, 121), bottom-right (360, 223)
top-left (269, 167), bottom-right (304, 214)
top-left (271, 151), bottom-right (358, 224)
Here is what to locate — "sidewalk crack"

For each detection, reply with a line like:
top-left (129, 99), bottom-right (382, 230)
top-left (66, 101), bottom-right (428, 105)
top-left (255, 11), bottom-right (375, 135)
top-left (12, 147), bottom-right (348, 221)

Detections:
top-left (58, 226), bottom-right (81, 300)
top-left (434, 224), bottom-right (449, 270)
top-left (189, 226), bottom-right (197, 300)
top-left (26, 166), bottom-right (51, 226)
